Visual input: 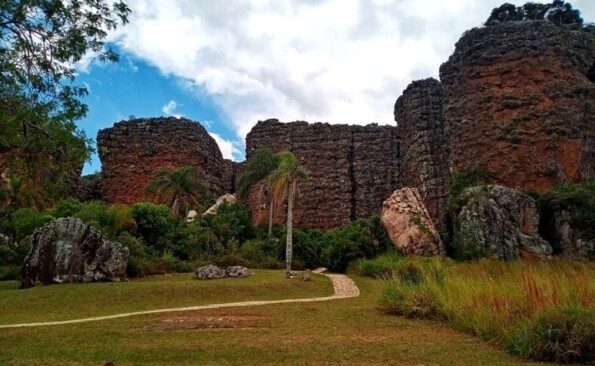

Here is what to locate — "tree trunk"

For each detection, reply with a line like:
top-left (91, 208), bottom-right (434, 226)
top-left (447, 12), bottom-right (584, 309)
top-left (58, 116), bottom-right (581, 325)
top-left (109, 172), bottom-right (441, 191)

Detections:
top-left (285, 180), bottom-right (293, 279)
top-left (267, 197), bottom-right (274, 237)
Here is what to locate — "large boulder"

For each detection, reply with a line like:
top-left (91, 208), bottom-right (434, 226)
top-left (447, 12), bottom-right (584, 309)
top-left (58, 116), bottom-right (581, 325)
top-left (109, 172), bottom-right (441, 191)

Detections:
top-left (454, 185), bottom-right (552, 260)
top-left (547, 210), bottom-right (594, 260)
top-left (381, 188), bottom-right (444, 256)
top-left (202, 193), bottom-right (236, 216)
top-left (226, 266), bottom-right (249, 278)
top-left (194, 265), bottom-right (226, 280)
top-left (20, 218), bottom-right (129, 288)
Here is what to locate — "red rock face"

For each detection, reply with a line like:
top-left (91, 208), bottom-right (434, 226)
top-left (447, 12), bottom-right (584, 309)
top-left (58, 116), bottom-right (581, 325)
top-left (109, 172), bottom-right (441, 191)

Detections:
top-left (98, 118), bottom-right (237, 205)
top-left (395, 78), bottom-right (450, 227)
top-left (440, 21), bottom-right (595, 192)
top-left (245, 119), bottom-right (401, 229)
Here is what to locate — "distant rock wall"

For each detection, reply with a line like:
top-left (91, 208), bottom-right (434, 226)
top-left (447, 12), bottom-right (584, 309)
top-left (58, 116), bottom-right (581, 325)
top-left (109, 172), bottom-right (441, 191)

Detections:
top-left (245, 119), bottom-right (400, 229)
top-left (395, 78), bottom-right (450, 227)
top-left (440, 21), bottom-right (595, 192)
top-left (98, 118), bottom-right (237, 205)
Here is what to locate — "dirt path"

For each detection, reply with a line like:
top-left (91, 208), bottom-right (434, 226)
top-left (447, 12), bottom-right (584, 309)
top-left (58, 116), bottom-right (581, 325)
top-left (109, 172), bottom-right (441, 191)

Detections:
top-left (0, 270), bottom-right (359, 329)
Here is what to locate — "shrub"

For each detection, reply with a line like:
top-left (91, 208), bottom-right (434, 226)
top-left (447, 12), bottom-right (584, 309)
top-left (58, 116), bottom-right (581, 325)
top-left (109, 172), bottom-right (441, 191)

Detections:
top-left (350, 251), bottom-right (404, 278)
top-left (508, 305), bottom-right (595, 363)
top-left (10, 208), bottom-right (54, 241)
top-left (212, 254), bottom-right (250, 268)
top-left (46, 198), bottom-right (82, 218)
top-left (0, 265), bottom-right (21, 281)
top-left (239, 238), bottom-right (283, 268)
top-left (131, 203), bottom-right (174, 253)
top-left (75, 201), bottom-right (135, 238)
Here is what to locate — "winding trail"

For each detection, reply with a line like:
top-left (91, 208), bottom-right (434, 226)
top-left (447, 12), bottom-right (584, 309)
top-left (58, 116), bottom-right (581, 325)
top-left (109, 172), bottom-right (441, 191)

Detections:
top-left (0, 270), bottom-right (359, 329)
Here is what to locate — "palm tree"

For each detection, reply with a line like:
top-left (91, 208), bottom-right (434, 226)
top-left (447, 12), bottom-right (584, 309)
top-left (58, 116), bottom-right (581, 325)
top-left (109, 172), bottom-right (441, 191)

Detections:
top-left (144, 166), bottom-right (206, 219)
top-left (269, 151), bottom-right (309, 279)
top-left (237, 148), bottom-right (280, 237)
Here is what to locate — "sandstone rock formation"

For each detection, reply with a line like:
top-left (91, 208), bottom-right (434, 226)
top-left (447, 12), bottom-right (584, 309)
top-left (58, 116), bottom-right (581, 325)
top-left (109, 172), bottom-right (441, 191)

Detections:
top-left (98, 117), bottom-right (237, 205)
top-left (246, 119), bottom-right (400, 229)
top-left (440, 21), bottom-right (595, 192)
top-left (381, 188), bottom-right (444, 256)
top-left (395, 78), bottom-right (450, 227)
top-left (454, 185), bottom-right (552, 260)
top-left (20, 217), bottom-right (129, 288)
top-left (76, 173), bottom-right (102, 202)
top-left (203, 193), bottom-right (236, 216)
top-left (543, 210), bottom-right (594, 260)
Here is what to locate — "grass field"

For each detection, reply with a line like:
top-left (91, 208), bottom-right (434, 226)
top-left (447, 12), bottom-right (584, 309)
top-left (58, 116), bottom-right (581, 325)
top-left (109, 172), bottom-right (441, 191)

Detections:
top-left (0, 270), bottom-right (549, 365)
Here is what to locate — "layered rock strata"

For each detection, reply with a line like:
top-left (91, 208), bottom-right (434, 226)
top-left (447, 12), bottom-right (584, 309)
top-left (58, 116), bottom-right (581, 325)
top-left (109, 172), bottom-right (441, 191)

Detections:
top-left (245, 119), bottom-right (400, 229)
top-left (395, 78), bottom-right (450, 227)
top-left (21, 217), bottom-right (129, 288)
top-left (98, 118), bottom-right (237, 205)
top-left (440, 21), bottom-right (595, 192)
top-left (381, 188), bottom-right (444, 256)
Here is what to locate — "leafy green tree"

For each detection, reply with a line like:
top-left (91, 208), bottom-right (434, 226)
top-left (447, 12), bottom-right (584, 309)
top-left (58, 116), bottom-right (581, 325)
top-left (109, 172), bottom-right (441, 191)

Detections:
top-left (237, 148), bottom-right (280, 237)
top-left (485, 1), bottom-right (583, 26)
top-left (144, 166), bottom-right (208, 219)
top-left (0, 0), bottom-right (130, 208)
top-left (269, 151), bottom-right (309, 278)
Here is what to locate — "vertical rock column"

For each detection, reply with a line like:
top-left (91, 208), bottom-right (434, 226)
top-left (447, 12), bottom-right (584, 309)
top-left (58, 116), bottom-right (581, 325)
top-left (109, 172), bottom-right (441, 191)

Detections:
top-left (395, 78), bottom-right (450, 227)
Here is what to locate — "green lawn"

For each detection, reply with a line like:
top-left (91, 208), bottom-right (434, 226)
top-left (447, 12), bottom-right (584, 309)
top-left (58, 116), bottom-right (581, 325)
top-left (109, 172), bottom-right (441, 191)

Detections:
top-left (0, 272), bottom-right (548, 365)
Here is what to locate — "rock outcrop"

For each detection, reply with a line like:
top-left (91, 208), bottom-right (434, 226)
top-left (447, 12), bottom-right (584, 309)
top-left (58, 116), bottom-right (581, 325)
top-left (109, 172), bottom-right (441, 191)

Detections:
top-left (440, 21), bottom-right (595, 192)
top-left (98, 117), bottom-right (238, 205)
top-left (542, 210), bottom-right (594, 260)
top-left (245, 119), bottom-right (400, 229)
top-left (21, 217), bottom-right (129, 288)
top-left (454, 185), bottom-right (552, 260)
top-left (395, 78), bottom-right (450, 227)
top-left (194, 265), bottom-right (249, 279)
top-left (381, 188), bottom-right (444, 256)
top-left (76, 174), bottom-right (102, 202)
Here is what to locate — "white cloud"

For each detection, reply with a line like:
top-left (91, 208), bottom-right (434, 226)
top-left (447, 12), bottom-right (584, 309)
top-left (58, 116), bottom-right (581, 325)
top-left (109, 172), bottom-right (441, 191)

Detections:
top-left (161, 100), bottom-right (182, 118)
top-left (209, 132), bottom-right (242, 161)
top-left (109, 0), bottom-right (595, 139)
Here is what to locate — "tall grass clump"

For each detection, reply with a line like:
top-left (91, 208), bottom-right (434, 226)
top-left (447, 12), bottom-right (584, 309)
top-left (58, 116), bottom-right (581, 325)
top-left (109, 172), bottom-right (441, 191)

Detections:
top-left (369, 256), bottom-right (595, 363)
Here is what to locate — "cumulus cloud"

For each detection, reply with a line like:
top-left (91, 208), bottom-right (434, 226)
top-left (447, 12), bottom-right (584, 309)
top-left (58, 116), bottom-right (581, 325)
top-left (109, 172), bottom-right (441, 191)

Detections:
top-left (109, 0), bottom-right (595, 139)
top-left (162, 100), bottom-right (182, 118)
top-left (209, 133), bottom-right (242, 161)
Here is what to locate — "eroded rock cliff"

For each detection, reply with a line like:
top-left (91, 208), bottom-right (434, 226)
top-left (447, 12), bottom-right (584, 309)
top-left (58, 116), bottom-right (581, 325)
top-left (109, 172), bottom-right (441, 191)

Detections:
top-left (245, 119), bottom-right (400, 229)
top-left (98, 118), bottom-right (237, 205)
top-left (395, 78), bottom-right (450, 227)
top-left (440, 21), bottom-right (595, 192)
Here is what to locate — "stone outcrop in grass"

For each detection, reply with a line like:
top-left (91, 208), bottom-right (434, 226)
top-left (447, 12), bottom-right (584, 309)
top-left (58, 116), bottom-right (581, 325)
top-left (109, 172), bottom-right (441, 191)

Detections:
top-left (194, 265), bottom-right (249, 280)
top-left (381, 188), bottom-right (444, 256)
top-left (454, 185), bottom-right (552, 260)
top-left (20, 217), bottom-right (129, 288)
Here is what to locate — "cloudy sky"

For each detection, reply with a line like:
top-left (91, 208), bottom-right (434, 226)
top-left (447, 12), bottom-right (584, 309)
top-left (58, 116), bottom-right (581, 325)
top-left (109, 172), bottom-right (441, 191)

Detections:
top-left (78, 0), bottom-right (595, 174)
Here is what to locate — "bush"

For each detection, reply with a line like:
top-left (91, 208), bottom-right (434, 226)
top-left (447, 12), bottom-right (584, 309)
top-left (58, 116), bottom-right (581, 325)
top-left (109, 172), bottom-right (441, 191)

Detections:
top-left (0, 265), bottom-right (21, 281)
top-left (46, 198), bottom-right (82, 218)
top-left (75, 201), bottom-right (135, 238)
top-left (239, 238), bottom-right (283, 268)
top-left (10, 208), bottom-right (54, 241)
top-left (131, 203), bottom-right (174, 253)
top-left (508, 305), bottom-right (595, 363)
top-left (350, 251), bottom-right (404, 278)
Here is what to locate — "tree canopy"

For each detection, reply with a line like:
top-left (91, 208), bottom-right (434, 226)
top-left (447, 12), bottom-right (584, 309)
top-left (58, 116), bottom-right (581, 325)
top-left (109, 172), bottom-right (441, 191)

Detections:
top-left (485, 1), bottom-right (583, 27)
top-left (0, 0), bottom-right (130, 209)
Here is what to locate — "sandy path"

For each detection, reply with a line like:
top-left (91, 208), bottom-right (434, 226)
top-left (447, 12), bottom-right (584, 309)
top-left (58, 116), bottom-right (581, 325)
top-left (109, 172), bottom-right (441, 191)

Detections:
top-left (0, 270), bottom-right (359, 329)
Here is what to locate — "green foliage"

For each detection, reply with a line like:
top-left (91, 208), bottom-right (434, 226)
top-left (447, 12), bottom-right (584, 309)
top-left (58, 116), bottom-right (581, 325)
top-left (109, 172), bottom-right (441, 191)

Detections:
top-left (485, 1), bottom-right (583, 27)
top-left (74, 201), bottom-right (135, 239)
top-left (46, 198), bottom-right (82, 218)
top-left (144, 166), bottom-right (209, 218)
top-left (131, 203), bottom-right (174, 253)
top-left (237, 148), bottom-right (280, 200)
top-left (239, 238), bottom-right (284, 268)
top-left (537, 179), bottom-right (595, 232)
top-left (10, 208), bottom-right (53, 241)
top-left (0, 265), bottom-right (20, 281)
top-left (376, 258), bottom-right (595, 363)
top-left (199, 202), bottom-right (255, 246)
top-left (0, 0), bottom-right (130, 209)
top-left (508, 305), bottom-right (595, 363)
top-left (350, 251), bottom-right (404, 278)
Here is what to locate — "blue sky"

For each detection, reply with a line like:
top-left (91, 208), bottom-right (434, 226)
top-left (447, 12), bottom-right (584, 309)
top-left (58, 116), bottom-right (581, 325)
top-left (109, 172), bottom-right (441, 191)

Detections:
top-left (75, 0), bottom-right (595, 175)
top-left (77, 48), bottom-right (241, 174)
